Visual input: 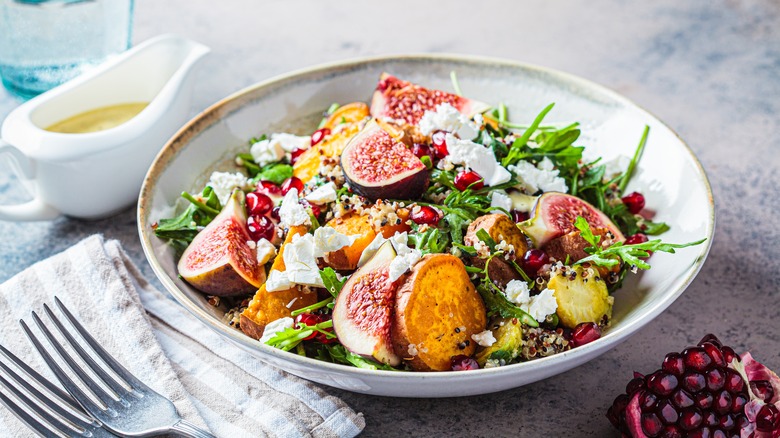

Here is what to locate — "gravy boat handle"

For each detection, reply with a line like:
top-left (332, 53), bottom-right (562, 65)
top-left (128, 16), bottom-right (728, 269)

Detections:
top-left (0, 140), bottom-right (60, 221)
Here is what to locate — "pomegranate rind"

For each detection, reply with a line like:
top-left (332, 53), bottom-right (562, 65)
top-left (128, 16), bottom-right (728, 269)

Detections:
top-left (624, 390), bottom-right (648, 438)
top-left (370, 73), bottom-right (490, 125)
top-left (519, 192), bottom-right (625, 248)
top-left (341, 119), bottom-right (429, 200)
top-left (332, 241), bottom-right (402, 366)
top-left (736, 352), bottom-right (780, 438)
top-left (177, 190), bottom-right (265, 296)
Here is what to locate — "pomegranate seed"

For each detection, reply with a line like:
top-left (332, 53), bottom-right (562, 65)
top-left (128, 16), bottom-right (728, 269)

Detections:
top-left (706, 368), bottom-right (725, 391)
top-left (301, 200), bottom-right (321, 217)
top-left (698, 334), bottom-right (722, 349)
top-left (625, 233), bottom-right (649, 246)
top-left (661, 425), bottom-right (683, 438)
top-left (730, 394), bottom-right (747, 414)
top-left (640, 391), bottom-right (658, 411)
top-left (510, 209), bottom-right (529, 223)
top-left (313, 314), bottom-right (336, 344)
top-left (724, 370), bottom-right (744, 394)
top-left (657, 399), bottom-right (679, 424)
top-left (712, 429), bottom-right (727, 438)
top-left (718, 413), bottom-right (735, 430)
top-left (687, 427), bottom-right (711, 438)
top-left (720, 346), bottom-right (739, 364)
top-left (246, 191), bottom-right (273, 216)
top-left (281, 176), bottom-right (304, 195)
top-left (257, 180), bottom-right (282, 195)
top-left (683, 347), bottom-right (713, 372)
top-left (571, 322), bottom-right (600, 347)
top-left (735, 414), bottom-right (750, 429)
top-left (695, 392), bottom-right (713, 409)
top-left (671, 390), bottom-right (694, 409)
top-left (247, 215), bottom-right (275, 241)
top-left (642, 412), bottom-right (664, 436)
top-left (701, 342), bottom-right (726, 367)
top-left (679, 408), bottom-right (703, 430)
top-left (622, 191), bottom-right (646, 214)
top-left (713, 390), bottom-right (732, 415)
top-left (628, 377), bottom-right (646, 396)
top-left (410, 205), bottom-right (441, 225)
top-left (310, 128), bottom-right (330, 146)
top-left (270, 206), bottom-right (281, 221)
top-left (432, 131), bottom-right (448, 158)
top-left (682, 372), bottom-right (706, 393)
top-left (522, 249), bottom-right (549, 275)
top-left (451, 355), bottom-right (479, 371)
top-left (454, 170), bottom-right (484, 191)
top-left (295, 313), bottom-right (322, 340)
top-left (290, 148), bottom-right (307, 165)
top-left (648, 372), bottom-right (679, 396)
top-left (663, 353), bottom-right (686, 376)
top-left (703, 410), bottom-right (718, 427)
top-left (750, 380), bottom-right (775, 402)
top-left (756, 404), bottom-right (780, 432)
top-left (411, 143), bottom-right (432, 160)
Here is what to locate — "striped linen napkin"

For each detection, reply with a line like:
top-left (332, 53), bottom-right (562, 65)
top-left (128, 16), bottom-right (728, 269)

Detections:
top-left (0, 235), bottom-right (364, 437)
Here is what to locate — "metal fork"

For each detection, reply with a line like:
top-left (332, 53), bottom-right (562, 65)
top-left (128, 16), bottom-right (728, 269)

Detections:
top-left (0, 343), bottom-right (116, 437)
top-left (21, 297), bottom-right (215, 438)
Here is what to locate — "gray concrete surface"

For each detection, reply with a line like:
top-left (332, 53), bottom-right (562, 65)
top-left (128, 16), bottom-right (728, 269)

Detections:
top-left (1, 1), bottom-right (778, 436)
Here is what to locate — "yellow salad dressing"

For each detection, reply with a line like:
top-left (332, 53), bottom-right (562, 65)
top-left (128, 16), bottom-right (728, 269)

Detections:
top-left (45, 102), bottom-right (148, 133)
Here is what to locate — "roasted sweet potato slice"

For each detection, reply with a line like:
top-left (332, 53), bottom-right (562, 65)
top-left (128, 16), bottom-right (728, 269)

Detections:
top-left (321, 102), bottom-right (369, 130)
top-left (392, 254), bottom-right (487, 371)
top-left (293, 119), bottom-right (364, 184)
top-left (322, 213), bottom-right (378, 271)
top-left (240, 225), bottom-right (317, 339)
top-left (464, 213), bottom-right (529, 287)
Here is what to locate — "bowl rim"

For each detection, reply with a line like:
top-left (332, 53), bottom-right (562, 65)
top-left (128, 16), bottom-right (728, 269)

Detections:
top-left (138, 53), bottom-right (715, 383)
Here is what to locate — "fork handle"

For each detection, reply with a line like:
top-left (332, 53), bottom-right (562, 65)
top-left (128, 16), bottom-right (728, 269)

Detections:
top-left (170, 419), bottom-right (217, 438)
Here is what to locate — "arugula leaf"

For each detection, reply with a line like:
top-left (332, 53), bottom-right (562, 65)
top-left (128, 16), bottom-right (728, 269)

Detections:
top-left (320, 267), bottom-right (347, 298)
top-left (573, 216), bottom-right (600, 247)
top-left (254, 163), bottom-right (293, 185)
top-left (502, 103), bottom-right (555, 167)
top-left (475, 228), bottom-right (497, 251)
top-left (318, 344), bottom-right (399, 371)
top-left (265, 319), bottom-right (335, 351)
top-left (618, 125), bottom-right (649, 193)
top-left (154, 186), bottom-right (221, 252)
top-left (476, 285), bottom-right (538, 327)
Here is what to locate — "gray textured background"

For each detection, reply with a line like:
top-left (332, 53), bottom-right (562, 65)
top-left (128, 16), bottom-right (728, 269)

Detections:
top-left (1, 1), bottom-right (778, 436)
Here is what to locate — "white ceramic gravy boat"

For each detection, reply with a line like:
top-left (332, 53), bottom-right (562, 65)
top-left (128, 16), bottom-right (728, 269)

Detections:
top-left (0, 34), bottom-right (210, 220)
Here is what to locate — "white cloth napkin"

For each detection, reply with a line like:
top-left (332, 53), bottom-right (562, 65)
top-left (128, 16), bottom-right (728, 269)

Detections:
top-left (0, 235), bottom-right (364, 437)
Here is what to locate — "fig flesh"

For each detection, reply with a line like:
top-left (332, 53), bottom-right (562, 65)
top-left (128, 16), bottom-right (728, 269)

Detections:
top-left (519, 192), bottom-right (625, 248)
top-left (370, 73), bottom-right (489, 125)
top-left (341, 119), bottom-right (429, 200)
top-left (177, 189), bottom-right (266, 296)
top-left (332, 240), bottom-right (402, 366)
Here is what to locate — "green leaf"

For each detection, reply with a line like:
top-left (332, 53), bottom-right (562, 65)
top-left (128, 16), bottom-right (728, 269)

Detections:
top-left (265, 319), bottom-right (335, 351)
top-left (476, 285), bottom-right (538, 327)
top-left (475, 228), bottom-right (497, 251)
top-left (573, 216), bottom-right (600, 248)
top-left (154, 186), bottom-right (221, 249)
top-left (255, 163), bottom-right (293, 185)
top-left (502, 103), bottom-right (555, 167)
top-left (619, 125), bottom-right (649, 193)
top-left (320, 344), bottom-right (399, 371)
top-left (320, 267), bottom-right (347, 298)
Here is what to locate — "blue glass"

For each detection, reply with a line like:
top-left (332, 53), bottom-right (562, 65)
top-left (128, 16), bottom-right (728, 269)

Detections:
top-left (0, 0), bottom-right (134, 99)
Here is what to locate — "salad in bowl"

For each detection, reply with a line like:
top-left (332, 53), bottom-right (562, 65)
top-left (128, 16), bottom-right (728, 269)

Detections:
top-left (152, 72), bottom-right (704, 373)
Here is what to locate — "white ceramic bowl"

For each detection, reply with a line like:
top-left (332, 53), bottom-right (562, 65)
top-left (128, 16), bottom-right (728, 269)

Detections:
top-left (138, 55), bottom-right (714, 398)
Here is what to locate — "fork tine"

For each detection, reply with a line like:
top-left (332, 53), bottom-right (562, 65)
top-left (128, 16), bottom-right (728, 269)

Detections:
top-left (54, 297), bottom-right (147, 390)
top-left (0, 343), bottom-right (77, 409)
top-left (0, 346), bottom-right (97, 430)
top-left (20, 317), bottom-right (108, 414)
top-left (0, 372), bottom-right (80, 437)
top-left (42, 303), bottom-right (131, 397)
top-left (0, 386), bottom-right (59, 437)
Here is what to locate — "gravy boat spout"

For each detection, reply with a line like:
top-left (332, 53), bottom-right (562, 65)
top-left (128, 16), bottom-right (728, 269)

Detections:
top-left (0, 34), bottom-right (211, 221)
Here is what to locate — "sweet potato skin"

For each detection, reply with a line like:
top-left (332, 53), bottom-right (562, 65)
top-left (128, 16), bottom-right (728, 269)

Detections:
top-left (464, 213), bottom-right (528, 287)
top-left (240, 226), bottom-right (317, 339)
top-left (392, 254), bottom-right (487, 371)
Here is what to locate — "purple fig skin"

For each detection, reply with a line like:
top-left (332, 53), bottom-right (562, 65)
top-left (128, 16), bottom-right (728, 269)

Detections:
top-left (341, 119), bottom-right (429, 201)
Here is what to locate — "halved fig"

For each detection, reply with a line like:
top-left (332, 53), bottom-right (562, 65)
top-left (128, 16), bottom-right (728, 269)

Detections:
top-left (332, 240), bottom-right (402, 366)
top-left (178, 189), bottom-right (266, 296)
top-left (370, 73), bottom-right (490, 125)
top-left (341, 119), bottom-right (429, 200)
top-left (518, 192), bottom-right (625, 248)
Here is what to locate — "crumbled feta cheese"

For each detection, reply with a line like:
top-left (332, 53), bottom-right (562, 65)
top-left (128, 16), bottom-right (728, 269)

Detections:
top-left (312, 226), bottom-right (357, 258)
top-left (602, 155), bottom-right (631, 179)
top-left (389, 232), bottom-right (411, 255)
top-left (283, 233), bottom-right (324, 288)
top-left (388, 248), bottom-right (422, 282)
top-left (265, 270), bottom-right (293, 292)
top-left (508, 157), bottom-right (568, 194)
top-left (523, 288), bottom-right (558, 322)
top-left (305, 182), bottom-right (338, 204)
top-left (407, 343), bottom-right (418, 356)
top-left (256, 238), bottom-right (277, 265)
top-left (418, 103), bottom-right (479, 140)
top-left (278, 188), bottom-right (311, 228)
top-left (471, 329), bottom-right (497, 347)
top-left (445, 134), bottom-right (511, 186)
top-left (250, 139), bottom-right (284, 167)
top-left (473, 113), bottom-right (484, 128)
top-left (207, 171), bottom-right (250, 205)
top-left (504, 280), bottom-right (531, 305)
top-left (259, 317), bottom-right (294, 344)
top-left (490, 190), bottom-right (513, 214)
